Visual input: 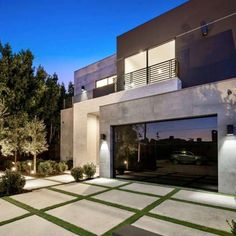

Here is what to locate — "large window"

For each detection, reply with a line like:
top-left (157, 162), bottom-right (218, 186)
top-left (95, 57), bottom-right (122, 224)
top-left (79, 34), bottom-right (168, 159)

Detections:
top-left (124, 51), bottom-right (146, 74)
top-left (124, 40), bottom-right (176, 89)
top-left (95, 75), bottom-right (116, 88)
top-left (148, 40), bottom-right (175, 66)
top-left (113, 116), bottom-right (218, 191)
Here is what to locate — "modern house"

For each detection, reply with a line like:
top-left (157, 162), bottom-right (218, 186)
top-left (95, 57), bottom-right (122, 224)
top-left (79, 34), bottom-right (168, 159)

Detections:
top-left (61, 0), bottom-right (236, 194)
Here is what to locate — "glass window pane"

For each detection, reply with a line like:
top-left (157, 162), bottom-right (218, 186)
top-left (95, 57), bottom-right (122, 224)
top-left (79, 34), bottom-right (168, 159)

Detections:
top-left (125, 51), bottom-right (146, 74)
top-left (96, 78), bottom-right (108, 88)
top-left (148, 40), bottom-right (175, 66)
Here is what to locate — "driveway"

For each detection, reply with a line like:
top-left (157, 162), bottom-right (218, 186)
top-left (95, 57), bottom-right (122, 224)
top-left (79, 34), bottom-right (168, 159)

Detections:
top-left (0, 177), bottom-right (235, 235)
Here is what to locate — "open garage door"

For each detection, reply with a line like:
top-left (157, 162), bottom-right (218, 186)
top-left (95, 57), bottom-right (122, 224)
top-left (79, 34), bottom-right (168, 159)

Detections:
top-left (113, 116), bottom-right (218, 191)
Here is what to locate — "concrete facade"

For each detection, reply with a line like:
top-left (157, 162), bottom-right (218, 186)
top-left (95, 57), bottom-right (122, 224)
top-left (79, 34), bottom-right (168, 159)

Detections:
top-left (60, 0), bottom-right (236, 194)
top-left (99, 78), bottom-right (236, 194)
top-left (74, 54), bottom-right (116, 97)
top-left (61, 108), bottom-right (73, 161)
top-left (71, 78), bottom-right (181, 167)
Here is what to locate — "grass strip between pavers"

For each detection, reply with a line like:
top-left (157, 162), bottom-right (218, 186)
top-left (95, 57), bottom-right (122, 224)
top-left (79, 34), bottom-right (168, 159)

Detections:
top-left (171, 197), bottom-right (236, 213)
top-left (101, 188), bottom-right (181, 236)
top-left (146, 212), bottom-right (233, 236)
top-left (2, 196), bottom-right (96, 236)
top-left (82, 181), bottom-right (132, 189)
top-left (0, 212), bottom-right (33, 227)
top-left (48, 185), bottom-right (139, 213)
top-left (117, 187), bottom-right (163, 198)
top-left (1, 179), bottom-right (236, 236)
top-left (87, 197), bottom-right (139, 213)
top-left (41, 198), bottom-right (81, 212)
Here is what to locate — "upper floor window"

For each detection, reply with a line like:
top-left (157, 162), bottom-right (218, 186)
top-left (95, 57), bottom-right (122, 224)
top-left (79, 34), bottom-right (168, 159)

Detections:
top-left (96, 75), bottom-right (116, 88)
top-left (124, 40), bottom-right (175, 74)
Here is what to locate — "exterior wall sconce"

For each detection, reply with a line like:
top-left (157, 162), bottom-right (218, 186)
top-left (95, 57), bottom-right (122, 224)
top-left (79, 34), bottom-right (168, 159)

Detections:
top-left (200, 21), bottom-right (208, 37)
top-left (227, 88), bottom-right (236, 96)
top-left (227, 124), bottom-right (234, 136)
top-left (81, 86), bottom-right (86, 93)
top-left (227, 89), bottom-right (232, 96)
top-left (100, 134), bottom-right (106, 140)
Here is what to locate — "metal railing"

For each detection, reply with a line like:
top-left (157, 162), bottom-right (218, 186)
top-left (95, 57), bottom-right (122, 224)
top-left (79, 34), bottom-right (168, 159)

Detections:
top-left (124, 59), bottom-right (178, 90)
top-left (62, 59), bottom-right (178, 108)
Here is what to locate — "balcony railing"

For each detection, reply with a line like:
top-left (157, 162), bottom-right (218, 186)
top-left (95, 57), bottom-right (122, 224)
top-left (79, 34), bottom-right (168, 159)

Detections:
top-left (62, 59), bottom-right (178, 108)
top-left (124, 58), bottom-right (178, 90)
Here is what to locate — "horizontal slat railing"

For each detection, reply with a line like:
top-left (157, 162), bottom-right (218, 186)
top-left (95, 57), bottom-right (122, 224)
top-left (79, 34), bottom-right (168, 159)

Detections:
top-left (124, 59), bottom-right (177, 89)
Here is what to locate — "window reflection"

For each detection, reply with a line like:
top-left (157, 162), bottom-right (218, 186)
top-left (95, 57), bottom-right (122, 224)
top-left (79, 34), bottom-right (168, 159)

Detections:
top-left (113, 116), bottom-right (218, 191)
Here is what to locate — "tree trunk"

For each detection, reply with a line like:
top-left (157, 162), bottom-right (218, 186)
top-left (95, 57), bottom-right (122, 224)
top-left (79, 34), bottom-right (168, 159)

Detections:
top-left (14, 151), bottom-right (17, 170)
top-left (33, 154), bottom-right (37, 174)
top-left (49, 121), bottom-right (53, 144)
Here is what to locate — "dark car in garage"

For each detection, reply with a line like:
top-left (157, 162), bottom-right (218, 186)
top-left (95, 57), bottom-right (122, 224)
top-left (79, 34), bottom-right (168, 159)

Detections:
top-left (170, 151), bottom-right (206, 165)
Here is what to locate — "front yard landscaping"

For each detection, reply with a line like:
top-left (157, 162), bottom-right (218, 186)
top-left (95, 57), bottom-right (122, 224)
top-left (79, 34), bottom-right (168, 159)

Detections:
top-left (0, 178), bottom-right (235, 235)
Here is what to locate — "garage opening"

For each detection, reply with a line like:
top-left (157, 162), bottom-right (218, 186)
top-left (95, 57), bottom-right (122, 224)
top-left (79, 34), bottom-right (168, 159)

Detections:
top-left (113, 116), bottom-right (218, 191)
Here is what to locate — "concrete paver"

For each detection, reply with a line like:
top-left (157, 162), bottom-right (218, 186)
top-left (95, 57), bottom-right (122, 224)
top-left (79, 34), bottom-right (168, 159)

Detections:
top-left (47, 199), bottom-right (133, 235)
top-left (93, 189), bottom-right (157, 210)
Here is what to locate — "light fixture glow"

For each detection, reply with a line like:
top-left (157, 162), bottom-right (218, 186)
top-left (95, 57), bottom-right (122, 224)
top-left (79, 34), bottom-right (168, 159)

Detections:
top-left (81, 86), bottom-right (86, 93)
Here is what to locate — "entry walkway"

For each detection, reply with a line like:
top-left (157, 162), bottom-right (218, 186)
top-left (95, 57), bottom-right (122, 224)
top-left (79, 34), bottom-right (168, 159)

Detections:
top-left (0, 178), bottom-right (235, 235)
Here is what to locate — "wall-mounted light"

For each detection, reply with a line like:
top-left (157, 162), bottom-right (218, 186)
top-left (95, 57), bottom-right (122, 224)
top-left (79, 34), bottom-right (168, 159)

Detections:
top-left (227, 88), bottom-right (236, 96)
top-left (227, 124), bottom-right (234, 136)
top-left (227, 89), bottom-right (233, 96)
top-left (200, 21), bottom-right (208, 37)
top-left (81, 86), bottom-right (86, 93)
top-left (100, 134), bottom-right (106, 140)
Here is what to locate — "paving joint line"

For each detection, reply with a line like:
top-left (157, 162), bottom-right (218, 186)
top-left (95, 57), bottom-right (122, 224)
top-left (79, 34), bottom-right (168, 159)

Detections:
top-left (170, 197), bottom-right (236, 213)
top-left (146, 212), bottom-right (233, 236)
top-left (2, 196), bottom-right (95, 236)
top-left (101, 187), bottom-right (180, 236)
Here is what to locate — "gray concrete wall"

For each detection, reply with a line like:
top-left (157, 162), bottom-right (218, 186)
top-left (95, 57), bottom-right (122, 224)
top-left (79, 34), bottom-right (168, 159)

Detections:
top-left (73, 78), bottom-right (181, 167)
top-left (60, 108), bottom-right (73, 161)
top-left (74, 54), bottom-right (116, 96)
top-left (99, 78), bottom-right (236, 194)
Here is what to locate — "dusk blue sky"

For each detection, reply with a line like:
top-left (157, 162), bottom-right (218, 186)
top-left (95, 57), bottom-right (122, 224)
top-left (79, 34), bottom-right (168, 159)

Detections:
top-left (0, 0), bottom-right (187, 86)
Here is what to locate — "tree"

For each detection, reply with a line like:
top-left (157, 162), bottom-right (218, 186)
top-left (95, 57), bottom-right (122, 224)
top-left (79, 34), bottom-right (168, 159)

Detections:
top-left (0, 42), bottom-right (71, 162)
top-left (67, 81), bottom-right (74, 97)
top-left (6, 113), bottom-right (28, 166)
top-left (22, 117), bottom-right (48, 174)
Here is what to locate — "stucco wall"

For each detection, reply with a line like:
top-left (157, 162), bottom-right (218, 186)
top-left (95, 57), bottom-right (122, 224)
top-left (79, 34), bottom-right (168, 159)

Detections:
top-left (99, 78), bottom-right (236, 194)
top-left (72, 78), bottom-right (181, 167)
top-left (74, 54), bottom-right (116, 96)
top-left (60, 108), bottom-right (73, 161)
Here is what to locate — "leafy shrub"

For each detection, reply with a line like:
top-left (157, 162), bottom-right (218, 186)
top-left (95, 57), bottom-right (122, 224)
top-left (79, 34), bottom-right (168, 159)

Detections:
top-left (0, 170), bottom-right (25, 195)
top-left (66, 159), bottom-right (73, 170)
top-left (2, 159), bottom-right (12, 170)
top-left (38, 161), bottom-right (53, 176)
top-left (227, 220), bottom-right (236, 235)
top-left (18, 160), bottom-right (32, 174)
top-left (36, 158), bottom-right (44, 168)
top-left (71, 167), bottom-right (84, 182)
top-left (53, 162), bottom-right (68, 174)
top-left (83, 163), bottom-right (96, 179)
top-left (59, 161), bottom-right (68, 172)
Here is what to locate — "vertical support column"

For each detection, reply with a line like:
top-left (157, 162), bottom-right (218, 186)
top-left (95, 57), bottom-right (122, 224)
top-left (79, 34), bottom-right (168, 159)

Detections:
top-left (146, 50), bottom-right (149, 85)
